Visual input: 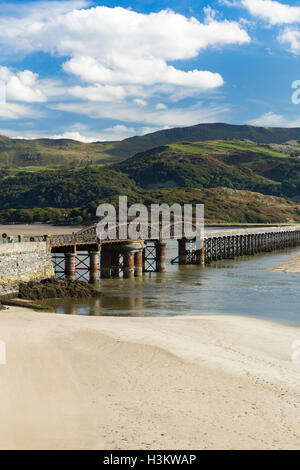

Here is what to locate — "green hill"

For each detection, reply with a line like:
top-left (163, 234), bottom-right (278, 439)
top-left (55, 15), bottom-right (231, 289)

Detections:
top-left (1, 137), bottom-right (300, 224)
top-left (0, 135), bottom-right (119, 168)
top-left (2, 122), bottom-right (300, 168)
top-left (1, 138), bottom-right (300, 224)
top-left (115, 140), bottom-right (300, 199)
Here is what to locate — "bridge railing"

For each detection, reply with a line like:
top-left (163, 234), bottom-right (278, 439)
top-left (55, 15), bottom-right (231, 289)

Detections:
top-left (50, 226), bottom-right (98, 246)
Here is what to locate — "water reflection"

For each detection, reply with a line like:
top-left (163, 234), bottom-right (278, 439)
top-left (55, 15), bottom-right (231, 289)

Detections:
top-left (45, 240), bottom-right (300, 327)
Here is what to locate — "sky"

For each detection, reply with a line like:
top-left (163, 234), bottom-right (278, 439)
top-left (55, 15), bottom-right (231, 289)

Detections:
top-left (0, 0), bottom-right (300, 142)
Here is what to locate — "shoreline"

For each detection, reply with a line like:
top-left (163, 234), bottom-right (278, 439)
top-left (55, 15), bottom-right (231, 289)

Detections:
top-left (0, 307), bottom-right (299, 450)
top-left (270, 251), bottom-right (300, 273)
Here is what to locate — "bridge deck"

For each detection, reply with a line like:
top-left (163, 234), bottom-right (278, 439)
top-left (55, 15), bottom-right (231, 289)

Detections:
top-left (47, 224), bottom-right (300, 248)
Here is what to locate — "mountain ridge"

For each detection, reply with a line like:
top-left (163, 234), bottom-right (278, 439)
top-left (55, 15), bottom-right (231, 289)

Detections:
top-left (2, 122), bottom-right (300, 168)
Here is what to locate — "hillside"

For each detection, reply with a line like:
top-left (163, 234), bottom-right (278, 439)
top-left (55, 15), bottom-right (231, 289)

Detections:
top-left (0, 183), bottom-right (299, 225)
top-left (2, 123), bottom-right (300, 168)
top-left (0, 135), bottom-right (119, 168)
top-left (1, 136), bottom-right (300, 224)
top-left (0, 167), bottom-right (140, 210)
top-left (116, 140), bottom-right (300, 199)
top-left (117, 123), bottom-right (300, 157)
top-left (0, 144), bottom-right (300, 225)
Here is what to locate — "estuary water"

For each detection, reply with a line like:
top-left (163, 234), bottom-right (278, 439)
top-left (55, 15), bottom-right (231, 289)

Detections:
top-left (47, 240), bottom-right (300, 327)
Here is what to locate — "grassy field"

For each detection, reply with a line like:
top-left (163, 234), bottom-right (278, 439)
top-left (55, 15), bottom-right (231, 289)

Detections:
top-left (169, 140), bottom-right (290, 158)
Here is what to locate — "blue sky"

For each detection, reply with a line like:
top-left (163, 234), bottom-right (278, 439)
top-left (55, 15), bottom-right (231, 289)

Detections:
top-left (0, 0), bottom-right (300, 141)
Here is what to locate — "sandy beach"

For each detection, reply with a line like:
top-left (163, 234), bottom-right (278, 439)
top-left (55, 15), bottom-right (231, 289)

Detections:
top-left (271, 251), bottom-right (300, 273)
top-left (0, 308), bottom-right (299, 450)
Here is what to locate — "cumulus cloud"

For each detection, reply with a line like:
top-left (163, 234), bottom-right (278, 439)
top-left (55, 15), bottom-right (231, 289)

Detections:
top-left (247, 111), bottom-right (300, 127)
top-left (0, 5), bottom-right (250, 56)
top-left (68, 84), bottom-right (126, 102)
top-left (237, 1), bottom-right (300, 55)
top-left (0, 67), bottom-right (47, 102)
top-left (0, 3), bottom-right (251, 129)
top-left (247, 111), bottom-right (287, 126)
top-left (63, 55), bottom-right (224, 91)
top-left (49, 125), bottom-right (140, 142)
top-left (49, 131), bottom-right (101, 143)
top-left (0, 5), bottom-right (250, 98)
top-left (156, 103), bottom-right (168, 110)
top-left (242, 0), bottom-right (300, 25)
top-left (278, 28), bottom-right (300, 54)
top-left (0, 102), bottom-right (41, 120)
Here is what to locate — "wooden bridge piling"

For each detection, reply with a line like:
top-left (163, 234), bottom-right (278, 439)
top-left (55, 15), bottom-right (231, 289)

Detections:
top-left (201, 229), bottom-right (300, 265)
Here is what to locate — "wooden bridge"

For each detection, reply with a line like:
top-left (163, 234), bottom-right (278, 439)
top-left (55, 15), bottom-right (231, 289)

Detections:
top-left (18, 224), bottom-right (300, 282)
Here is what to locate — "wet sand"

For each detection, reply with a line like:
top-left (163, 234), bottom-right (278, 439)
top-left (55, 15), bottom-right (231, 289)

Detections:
top-left (270, 251), bottom-right (300, 273)
top-left (0, 308), bottom-right (299, 450)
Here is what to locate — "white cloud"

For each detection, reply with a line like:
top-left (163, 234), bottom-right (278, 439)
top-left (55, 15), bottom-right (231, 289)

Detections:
top-left (278, 28), bottom-right (300, 54)
top-left (247, 111), bottom-right (300, 127)
top-left (0, 67), bottom-right (47, 102)
top-left (219, 1), bottom-right (240, 6)
top-left (156, 103), bottom-right (168, 110)
top-left (242, 0), bottom-right (300, 25)
top-left (247, 112), bottom-right (287, 126)
top-left (50, 125), bottom-right (139, 142)
top-left (133, 99), bottom-right (147, 107)
top-left (237, 1), bottom-right (300, 54)
top-left (1, 123), bottom-right (161, 142)
top-left (1, 1), bottom-right (90, 17)
top-left (50, 100), bottom-right (229, 128)
top-left (68, 84), bottom-right (126, 102)
top-left (63, 55), bottom-right (224, 91)
top-left (0, 102), bottom-right (41, 120)
top-left (0, 5), bottom-right (250, 57)
top-left (97, 125), bottom-right (137, 141)
top-left (0, 5), bottom-right (250, 98)
top-left (49, 131), bottom-right (100, 143)
top-left (0, 3), bottom-right (251, 127)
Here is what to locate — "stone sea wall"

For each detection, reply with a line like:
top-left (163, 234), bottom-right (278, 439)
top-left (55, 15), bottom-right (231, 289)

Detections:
top-left (0, 242), bottom-right (54, 296)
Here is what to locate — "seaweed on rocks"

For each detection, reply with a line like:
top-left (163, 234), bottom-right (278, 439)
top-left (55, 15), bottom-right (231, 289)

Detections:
top-left (18, 278), bottom-right (100, 300)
